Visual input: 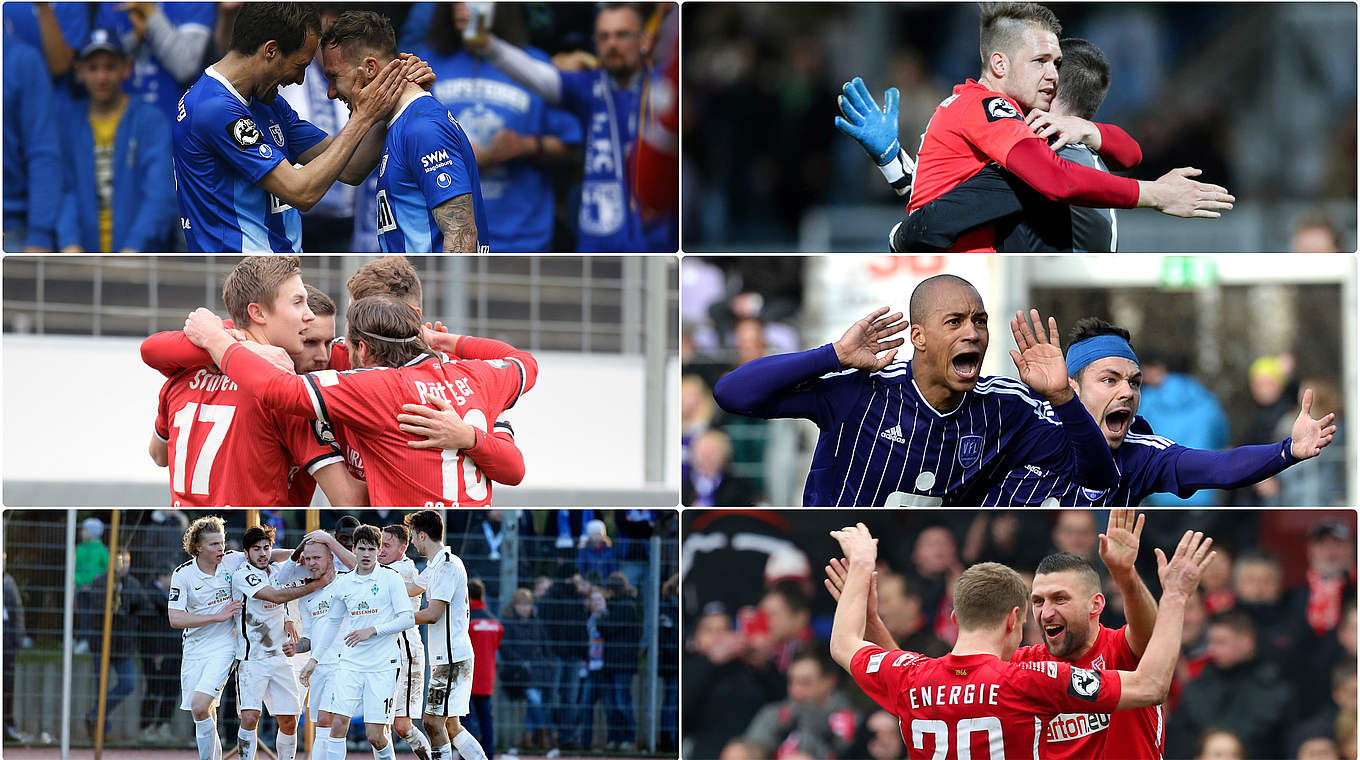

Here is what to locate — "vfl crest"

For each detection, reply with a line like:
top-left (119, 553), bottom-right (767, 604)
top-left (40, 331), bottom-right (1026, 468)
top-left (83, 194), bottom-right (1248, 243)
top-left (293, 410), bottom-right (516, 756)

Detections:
top-left (957, 435), bottom-right (984, 468)
top-left (269, 124), bottom-right (285, 147)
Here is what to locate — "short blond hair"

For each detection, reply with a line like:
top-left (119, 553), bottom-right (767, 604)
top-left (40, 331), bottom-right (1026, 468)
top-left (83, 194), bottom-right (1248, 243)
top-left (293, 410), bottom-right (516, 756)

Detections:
top-left (182, 516), bottom-right (226, 558)
top-left (347, 256), bottom-right (422, 309)
top-left (222, 256), bottom-right (302, 327)
top-left (953, 562), bottom-right (1028, 631)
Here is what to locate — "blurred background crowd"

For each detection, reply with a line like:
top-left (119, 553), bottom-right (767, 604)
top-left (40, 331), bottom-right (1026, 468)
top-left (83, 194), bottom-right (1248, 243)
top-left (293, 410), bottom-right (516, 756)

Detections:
top-left (680, 255), bottom-right (1353, 507)
top-left (3, 1), bottom-right (677, 253)
top-left (2, 509), bottom-right (679, 755)
top-left (681, 509), bottom-right (1357, 760)
top-left (682, 2), bottom-right (1357, 252)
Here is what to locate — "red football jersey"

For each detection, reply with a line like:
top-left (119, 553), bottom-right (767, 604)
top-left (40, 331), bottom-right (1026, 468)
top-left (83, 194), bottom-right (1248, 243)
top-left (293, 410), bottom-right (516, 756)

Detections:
top-left (1012, 624), bottom-right (1164, 760)
top-left (908, 80), bottom-right (1040, 252)
top-left (154, 367), bottom-right (343, 507)
top-left (219, 338), bottom-right (537, 507)
top-left (850, 644), bottom-right (1122, 760)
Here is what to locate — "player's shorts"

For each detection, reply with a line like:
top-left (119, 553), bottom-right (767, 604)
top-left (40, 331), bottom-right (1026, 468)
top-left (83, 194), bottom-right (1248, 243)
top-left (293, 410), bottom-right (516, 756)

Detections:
top-left (424, 659), bottom-right (472, 718)
top-left (236, 656), bottom-right (302, 715)
top-left (305, 662), bottom-right (337, 723)
top-left (323, 664), bottom-right (400, 724)
top-left (180, 652), bottom-right (236, 711)
top-left (393, 631), bottom-right (426, 719)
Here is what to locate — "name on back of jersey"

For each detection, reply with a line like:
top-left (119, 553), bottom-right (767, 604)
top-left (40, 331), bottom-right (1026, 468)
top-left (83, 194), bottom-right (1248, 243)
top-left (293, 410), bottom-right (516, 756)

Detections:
top-left (415, 378), bottom-right (476, 406)
top-left (188, 368), bottom-right (238, 392)
top-left (909, 682), bottom-right (1000, 709)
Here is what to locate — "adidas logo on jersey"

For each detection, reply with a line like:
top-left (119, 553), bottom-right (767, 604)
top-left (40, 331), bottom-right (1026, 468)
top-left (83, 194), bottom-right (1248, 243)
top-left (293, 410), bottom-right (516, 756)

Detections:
top-left (880, 425), bottom-right (906, 444)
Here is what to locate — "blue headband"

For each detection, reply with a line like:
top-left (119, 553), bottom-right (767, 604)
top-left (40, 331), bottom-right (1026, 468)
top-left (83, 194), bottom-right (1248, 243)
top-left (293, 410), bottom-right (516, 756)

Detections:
top-left (1066, 334), bottom-right (1139, 375)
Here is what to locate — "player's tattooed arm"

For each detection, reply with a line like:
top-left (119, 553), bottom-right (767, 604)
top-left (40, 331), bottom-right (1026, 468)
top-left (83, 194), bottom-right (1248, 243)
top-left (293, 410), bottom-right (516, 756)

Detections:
top-left (434, 194), bottom-right (478, 253)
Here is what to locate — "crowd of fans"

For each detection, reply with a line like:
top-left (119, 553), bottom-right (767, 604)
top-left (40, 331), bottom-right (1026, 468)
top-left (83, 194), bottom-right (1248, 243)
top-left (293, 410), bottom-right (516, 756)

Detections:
top-left (682, 509), bottom-right (1357, 760)
top-left (682, 3), bottom-right (1356, 249)
top-left (3, 1), bottom-right (676, 253)
top-left (2, 508), bottom-right (679, 754)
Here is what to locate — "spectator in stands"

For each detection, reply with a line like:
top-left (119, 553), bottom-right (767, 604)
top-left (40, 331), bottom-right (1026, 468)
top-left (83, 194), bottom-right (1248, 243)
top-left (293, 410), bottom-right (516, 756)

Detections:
top-left (1304, 522), bottom-right (1357, 638)
top-left (1168, 609), bottom-right (1295, 758)
top-left (578, 519), bottom-right (619, 582)
top-left (1232, 550), bottom-right (1309, 674)
top-left (1307, 598), bottom-right (1357, 718)
top-left (131, 511), bottom-right (187, 589)
top-left (741, 648), bottom-right (860, 759)
top-left (465, 510), bottom-right (528, 611)
top-left (139, 565), bottom-right (180, 745)
top-left (659, 573), bottom-right (679, 750)
top-left (579, 587), bottom-right (610, 748)
top-left (541, 563), bottom-right (589, 749)
top-left (752, 580), bottom-right (813, 676)
top-left (3, 552), bottom-right (26, 742)
top-left (419, 2), bottom-right (582, 252)
top-left (719, 739), bottom-right (768, 760)
top-left (1194, 729), bottom-right (1246, 760)
top-left (547, 510), bottom-right (596, 560)
top-left (906, 525), bottom-right (963, 643)
top-left (57, 29), bottom-right (176, 253)
top-left (1296, 733), bottom-right (1343, 760)
top-left (601, 572), bottom-right (641, 750)
top-left (501, 587), bottom-right (550, 751)
top-left (74, 517), bottom-right (109, 653)
top-left (874, 573), bottom-right (948, 657)
top-left (2, 32), bottom-right (63, 252)
top-left (85, 548), bottom-right (153, 740)
top-left (1138, 349), bottom-right (1231, 506)
top-left (851, 709), bottom-right (907, 760)
top-left (93, 2), bottom-right (214, 122)
top-left (1200, 546), bottom-right (1237, 613)
top-left (681, 375), bottom-right (718, 482)
top-left (1241, 354), bottom-right (1297, 503)
top-left (466, 578), bottom-right (503, 760)
top-left (1292, 660), bottom-right (1356, 759)
top-left (683, 605), bottom-right (776, 760)
top-left (683, 428), bottom-right (760, 506)
top-left (1291, 210), bottom-right (1346, 253)
top-left (613, 510), bottom-right (657, 598)
top-left (1050, 510), bottom-right (1100, 564)
top-left (2, 3), bottom-right (89, 80)
top-left (1275, 378), bottom-right (1347, 505)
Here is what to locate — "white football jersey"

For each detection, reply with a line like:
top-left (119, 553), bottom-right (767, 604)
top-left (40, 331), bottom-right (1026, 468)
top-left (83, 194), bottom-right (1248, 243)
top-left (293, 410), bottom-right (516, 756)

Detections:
top-left (416, 548), bottom-right (472, 665)
top-left (233, 559), bottom-right (309, 660)
top-left (169, 551), bottom-right (248, 659)
top-left (314, 564), bottom-right (413, 670)
top-left (298, 571), bottom-right (349, 665)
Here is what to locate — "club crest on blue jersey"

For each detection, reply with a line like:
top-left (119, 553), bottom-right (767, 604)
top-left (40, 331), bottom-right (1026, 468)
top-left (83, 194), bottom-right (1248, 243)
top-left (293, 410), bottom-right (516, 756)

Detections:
top-left (1081, 487), bottom-right (1110, 501)
top-left (957, 435), bottom-right (983, 467)
top-left (270, 124), bottom-right (285, 147)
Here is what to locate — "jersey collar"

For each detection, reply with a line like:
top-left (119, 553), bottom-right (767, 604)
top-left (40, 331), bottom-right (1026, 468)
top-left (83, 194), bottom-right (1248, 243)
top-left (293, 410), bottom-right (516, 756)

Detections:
top-left (206, 65), bottom-right (250, 107)
top-left (907, 365), bottom-right (969, 419)
top-left (388, 91), bottom-right (431, 127)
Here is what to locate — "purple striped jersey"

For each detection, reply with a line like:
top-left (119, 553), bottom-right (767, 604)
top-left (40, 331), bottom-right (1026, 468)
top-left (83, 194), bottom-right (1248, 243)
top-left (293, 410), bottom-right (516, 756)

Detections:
top-left (713, 344), bottom-right (1119, 507)
top-left (984, 416), bottom-right (1299, 507)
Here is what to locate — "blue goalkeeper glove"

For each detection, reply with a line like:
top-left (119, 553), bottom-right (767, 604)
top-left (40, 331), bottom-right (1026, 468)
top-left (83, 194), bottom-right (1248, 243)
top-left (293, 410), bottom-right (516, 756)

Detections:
top-left (835, 77), bottom-right (901, 166)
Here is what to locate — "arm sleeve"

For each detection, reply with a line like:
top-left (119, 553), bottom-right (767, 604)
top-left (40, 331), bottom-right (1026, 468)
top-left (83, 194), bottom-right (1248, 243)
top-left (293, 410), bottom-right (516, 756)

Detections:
top-left (901, 166), bottom-right (1025, 250)
top-left (167, 570), bottom-right (187, 611)
top-left (329, 341), bottom-right (351, 371)
top-left (154, 376), bottom-right (174, 440)
top-left (1150, 439), bottom-right (1296, 497)
top-left (233, 567), bottom-right (268, 600)
top-left (464, 425), bottom-right (526, 485)
top-left (1003, 139), bottom-right (1141, 208)
top-left (1008, 395), bottom-right (1119, 489)
top-left (462, 347), bottom-right (538, 411)
top-left (848, 645), bottom-right (921, 713)
top-left (195, 96), bottom-right (287, 184)
top-left (277, 413), bottom-right (344, 475)
top-left (141, 330), bottom-right (214, 376)
top-left (1093, 122), bottom-right (1142, 171)
top-left (483, 36), bottom-right (563, 104)
top-left (712, 344), bottom-right (863, 426)
top-left (21, 56), bottom-right (62, 249)
top-left (218, 341), bottom-right (319, 418)
top-left (404, 116), bottom-right (474, 209)
top-left (376, 574), bottom-right (415, 635)
top-left (310, 593), bottom-right (343, 657)
top-left (143, 6), bottom-right (212, 85)
top-left (126, 109), bottom-right (178, 250)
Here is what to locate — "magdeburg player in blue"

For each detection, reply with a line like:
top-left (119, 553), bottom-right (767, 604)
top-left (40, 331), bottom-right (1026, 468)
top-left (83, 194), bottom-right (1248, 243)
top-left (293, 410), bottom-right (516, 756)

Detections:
top-left (321, 11), bottom-right (488, 253)
top-left (172, 3), bottom-right (423, 253)
top-left (714, 274), bottom-right (1120, 506)
top-left (983, 317), bottom-right (1337, 506)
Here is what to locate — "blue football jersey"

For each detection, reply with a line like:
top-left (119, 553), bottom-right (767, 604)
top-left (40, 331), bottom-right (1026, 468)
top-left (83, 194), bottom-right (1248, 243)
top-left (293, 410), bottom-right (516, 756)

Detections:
top-left (423, 47), bottom-right (581, 252)
top-left (172, 67), bottom-right (327, 253)
top-left (983, 416), bottom-right (1296, 507)
top-left (713, 344), bottom-right (1118, 507)
top-left (376, 93), bottom-right (488, 253)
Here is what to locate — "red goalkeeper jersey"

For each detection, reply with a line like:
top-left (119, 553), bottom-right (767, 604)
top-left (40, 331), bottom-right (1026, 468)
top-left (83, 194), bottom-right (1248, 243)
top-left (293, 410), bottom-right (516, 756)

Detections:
top-left (154, 366), bottom-right (343, 507)
top-left (850, 644), bottom-right (1122, 760)
top-left (1012, 624), bottom-right (1164, 760)
top-left (219, 336), bottom-right (537, 507)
